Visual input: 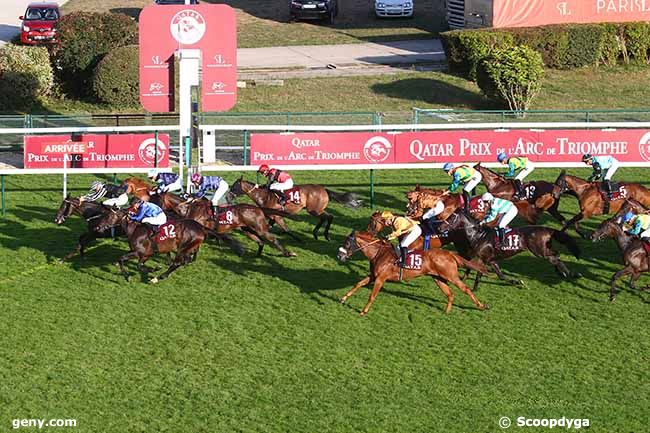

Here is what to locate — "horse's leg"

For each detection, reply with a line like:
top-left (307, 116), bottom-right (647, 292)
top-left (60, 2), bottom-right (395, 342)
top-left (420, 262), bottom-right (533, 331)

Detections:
top-left (448, 274), bottom-right (487, 311)
top-left (323, 213), bottom-right (334, 241)
top-left (116, 251), bottom-right (139, 282)
top-left (491, 261), bottom-right (524, 286)
top-left (472, 271), bottom-right (482, 292)
top-left (547, 199), bottom-right (566, 223)
top-left (610, 266), bottom-right (633, 302)
top-left (432, 279), bottom-right (454, 313)
top-left (151, 257), bottom-right (183, 284)
top-left (629, 271), bottom-right (641, 290)
top-left (241, 227), bottom-right (266, 256)
top-left (308, 210), bottom-right (326, 240)
top-left (341, 276), bottom-right (372, 304)
top-left (360, 277), bottom-right (387, 316)
top-left (272, 215), bottom-right (303, 243)
top-left (562, 212), bottom-right (588, 238)
top-left (259, 230), bottom-right (295, 257)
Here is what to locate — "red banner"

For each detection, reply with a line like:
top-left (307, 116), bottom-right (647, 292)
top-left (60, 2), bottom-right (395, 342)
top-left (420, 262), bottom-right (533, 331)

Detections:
top-left (24, 134), bottom-right (170, 169)
top-left (250, 129), bottom-right (650, 165)
top-left (493, 0), bottom-right (650, 28)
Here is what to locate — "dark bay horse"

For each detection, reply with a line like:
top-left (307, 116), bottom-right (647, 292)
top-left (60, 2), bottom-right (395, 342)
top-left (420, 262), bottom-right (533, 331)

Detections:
top-left (555, 171), bottom-right (650, 238)
top-left (591, 219), bottom-right (650, 301)
top-left (337, 231), bottom-right (488, 315)
top-left (473, 163), bottom-right (565, 223)
top-left (444, 211), bottom-right (582, 287)
top-left (230, 177), bottom-right (362, 241)
top-left (96, 209), bottom-right (243, 283)
top-left (54, 196), bottom-right (123, 261)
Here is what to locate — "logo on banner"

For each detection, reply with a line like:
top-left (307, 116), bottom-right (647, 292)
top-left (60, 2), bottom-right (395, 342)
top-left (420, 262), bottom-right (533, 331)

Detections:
top-left (138, 138), bottom-right (167, 166)
top-left (363, 136), bottom-right (392, 163)
top-left (639, 132), bottom-right (650, 162)
top-left (170, 10), bottom-right (206, 45)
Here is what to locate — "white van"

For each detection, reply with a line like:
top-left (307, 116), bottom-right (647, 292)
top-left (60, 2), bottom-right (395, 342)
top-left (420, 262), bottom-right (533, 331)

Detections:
top-left (375, 0), bottom-right (414, 18)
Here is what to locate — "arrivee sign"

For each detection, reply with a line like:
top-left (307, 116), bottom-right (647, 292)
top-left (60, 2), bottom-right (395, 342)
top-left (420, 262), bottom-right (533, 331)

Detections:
top-left (250, 129), bottom-right (650, 165)
top-left (139, 4), bottom-right (237, 112)
top-left (24, 134), bottom-right (170, 169)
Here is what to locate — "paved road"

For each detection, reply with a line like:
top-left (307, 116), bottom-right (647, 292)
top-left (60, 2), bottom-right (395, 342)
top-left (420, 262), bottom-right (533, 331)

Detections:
top-left (0, 0), bottom-right (67, 46)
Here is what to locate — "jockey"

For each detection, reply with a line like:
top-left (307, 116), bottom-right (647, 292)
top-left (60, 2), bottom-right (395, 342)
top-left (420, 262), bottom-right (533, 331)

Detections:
top-left (258, 164), bottom-right (294, 206)
top-left (622, 211), bottom-right (650, 240)
top-left (381, 210), bottom-right (422, 267)
top-left (191, 173), bottom-right (229, 214)
top-left (582, 154), bottom-right (619, 199)
top-left (128, 199), bottom-right (167, 230)
top-left (81, 180), bottom-right (129, 207)
top-left (480, 192), bottom-right (518, 244)
top-left (443, 162), bottom-right (482, 211)
top-left (148, 169), bottom-right (183, 195)
top-left (497, 152), bottom-right (534, 200)
top-left (421, 192), bottom-right (448, 234)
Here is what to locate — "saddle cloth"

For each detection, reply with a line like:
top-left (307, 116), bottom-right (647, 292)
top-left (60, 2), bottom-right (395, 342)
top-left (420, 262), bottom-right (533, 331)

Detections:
top-left (216, 205), bottom-right (236, 225)
top-left (155, 222), bottom-right (177, 243)
top-left (402, 250), bottom-right (424, 270)
top-left (494, 228), bottom-right (524, 251)
top-left (599, 183), bottom-right (627, 201)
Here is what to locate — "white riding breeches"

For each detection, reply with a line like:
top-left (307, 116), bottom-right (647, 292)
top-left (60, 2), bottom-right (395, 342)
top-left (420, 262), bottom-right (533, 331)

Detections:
top-left (103, 193), bottom-right (128, 207)
top-left (464, 172), bottom-right (482, 192)
top-left (161, 178), bottom-right (183, 193)
top-left (422, 200), bottom-right (445, 219)
top-left (142, 212), bottom-right (167, 226)
top-left (515, 163), bottom-right (535, 181)
top-left (640, 228), bottom-right (650, 239)
top-left (210, 180), bottom-right (230, 206)
top-left (270, 179), bottom-right (294, 192)
top-left (604, 161), bottom-right (619, 181)
top-left (400, 224), bottom-right (422, 248)
top-left (498, 206), bottom-right (518, 229)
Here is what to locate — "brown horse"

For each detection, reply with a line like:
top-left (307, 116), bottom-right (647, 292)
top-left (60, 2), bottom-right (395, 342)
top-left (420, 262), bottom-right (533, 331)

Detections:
top-left (337, 231), bottom-right (488, 315)
top-left (405, 187), bottom-right (488, 221)
top-left (54, 196), bottom-right (124, 261)
top-left (123, 177), bottom-right (154, 201)
top-left (230, 176), bottom-right (362, 241)
top-left (591, 219), bottom-right (650, 301)
top-left (96, 208), bottom-right (242, 283)
top-left (555, 171), bottom-right (650, 238)
top-left (153, 192), bottom-right (296, 257)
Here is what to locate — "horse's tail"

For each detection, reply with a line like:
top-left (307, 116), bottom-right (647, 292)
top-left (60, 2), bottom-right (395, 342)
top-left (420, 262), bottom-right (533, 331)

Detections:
top-left (452, 254), bottom-right (487, 275)
top-left (259, 208), bottom-right (301, 220)
top-left (205, 229), bottom-right (245, 257)
top-left (326, 189), bottom-right (363, 209)
top-left (551, 229), bottom-right (581, 259)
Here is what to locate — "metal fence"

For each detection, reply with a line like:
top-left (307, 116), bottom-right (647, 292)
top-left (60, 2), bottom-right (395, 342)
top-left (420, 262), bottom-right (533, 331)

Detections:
top-left (412, 108), bottom-right (650, 124)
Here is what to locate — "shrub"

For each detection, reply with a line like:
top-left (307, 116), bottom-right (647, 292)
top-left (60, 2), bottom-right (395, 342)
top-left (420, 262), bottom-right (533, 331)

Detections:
top-left (476, 46), bottom-right (545, 114)
top-left (49, 12), bottom-right (137, 96)
top-left (93, 45), bottom-right (139, 107)
top-left (441, 30), bottom-right (514, 79)
top-left (0, 44), bottom-right (53, 111)
top-left (622, 22), bottom-right (650, 63)
top-left (566, 24), bottom-right (605, 68)
top-left (599, 23), bottom-right (624, 66)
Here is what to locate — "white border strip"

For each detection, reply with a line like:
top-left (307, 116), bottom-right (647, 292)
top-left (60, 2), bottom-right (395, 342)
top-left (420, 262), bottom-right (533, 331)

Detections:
top-left (0, 125), bottom-right (179, 135)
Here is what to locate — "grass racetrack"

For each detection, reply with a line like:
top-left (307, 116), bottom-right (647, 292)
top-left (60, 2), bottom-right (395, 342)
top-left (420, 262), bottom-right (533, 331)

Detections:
top-left (0, 168), bottom-right (647, 432)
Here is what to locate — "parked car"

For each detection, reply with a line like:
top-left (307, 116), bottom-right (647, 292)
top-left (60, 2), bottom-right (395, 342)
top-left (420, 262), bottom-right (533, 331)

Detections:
top-left (19, 2), bottom-right (60, 45)
top-left (155, 0), bottom-right (199, 4)
top-left (290, 0), bottom-right (338, 24)
top-left (375, 0), bottom-right (414, 18)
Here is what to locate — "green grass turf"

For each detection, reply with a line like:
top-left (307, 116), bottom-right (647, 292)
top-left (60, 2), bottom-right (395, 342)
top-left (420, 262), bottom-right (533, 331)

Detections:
top-left (0, 168), bottom-right (648, 432)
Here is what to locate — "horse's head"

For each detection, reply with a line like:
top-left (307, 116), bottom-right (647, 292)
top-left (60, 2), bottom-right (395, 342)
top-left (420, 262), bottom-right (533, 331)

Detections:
top-left (337, 230), bottom-right (358, 262)
top-left (230, 176), bottom-right (247, 196)
top-left (553, 170), bottom-right (568, 197)
top-left (96, 207), bottom-right (124, 232)
top-left (444, 209), bottom-right (470, 231)
top-left (591, 219), bottom-right (619, 242)
top-left (54, 196), bottom-right (78, 225)
top-left (367, 211), bottom-right (388, 235)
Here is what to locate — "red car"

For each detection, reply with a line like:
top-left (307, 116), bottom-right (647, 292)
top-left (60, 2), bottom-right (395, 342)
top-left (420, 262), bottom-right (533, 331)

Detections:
top-left (20, 3), bottom-right (61, 45)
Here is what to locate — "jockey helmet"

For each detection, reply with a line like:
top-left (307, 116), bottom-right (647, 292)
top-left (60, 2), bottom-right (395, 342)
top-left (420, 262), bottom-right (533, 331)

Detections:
top-left (191, 173), bottom-right (203, 184)
top-left (442, 162), bottom-right (454, 172)
top-left (481, 192), bottom-right (495, 202)
top-left (268, 168), bottom-right (278, 176)
top-left (147, 168), bottom-right (158, 179)
top-left (497, 152), bottom-right (508, 163)
top-left (582, 154), bottom-right (593, 162)
top-left (258, 164), bottom-right (270, 174)
top-left (380, 211), bottom-right (394, 219)
top-left (90, 180), bottom-right (104, 191)
top-left (623, 211), bottom-right (635, 223)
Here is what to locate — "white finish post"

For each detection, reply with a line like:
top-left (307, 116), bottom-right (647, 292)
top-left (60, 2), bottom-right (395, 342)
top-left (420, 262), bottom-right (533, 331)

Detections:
top-left (62, 153), bottom-right (67, 198)
top-left (177, 49), bottom-right (201, 191)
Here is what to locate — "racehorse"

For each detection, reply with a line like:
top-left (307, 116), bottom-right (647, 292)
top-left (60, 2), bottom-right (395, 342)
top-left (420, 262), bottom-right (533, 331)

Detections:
top-left (54, 196), bottom-right (123, 261)
top-left (591, 219), bottom-right (650, 301)
top-left (405, 187), bottom-right (488, 221)
top-left (337, 231), bottom-right (489, 315)
top-left (123, 177), bottom-right (154, 201)
top-left (473, 164), bottom-right (565, 224)
top-left (444, 211), bottom-right (582, 287)
top-left (554, 171), bottom-right (650, 238)
top-left (230, 176), bottom-right (362, 241)
top-left (96, 208), bottom-right (243, 283)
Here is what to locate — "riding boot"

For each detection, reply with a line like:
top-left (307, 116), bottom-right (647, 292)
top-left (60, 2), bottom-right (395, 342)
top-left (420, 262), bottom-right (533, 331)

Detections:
top-left (212, 205), bottom-right (219, 217)
top-left (462, 190), bottom-right (470, 213)
top-left (497, 227), bottom-right (505, 245)
top-left (393, 243), bottom-right (401, 262)
top-left (399, 247), bottom-right (408, 267)
top-left (604, 180), bottom-right (613, 200)
top-left (424, 217), bottom-right (438, 235)
top-left (514, 179), bottom-right (524, 200)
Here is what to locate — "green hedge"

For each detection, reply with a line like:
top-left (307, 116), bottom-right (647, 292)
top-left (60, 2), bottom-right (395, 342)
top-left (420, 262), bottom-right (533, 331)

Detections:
top-left (92, 45), bottom-right (139, 107)
top-left (0, 44), bottom-right (53, 111)
top-left (441, 21), bottom-right (650, 79)
top-left (49, 12), bottom-right (137, 96)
